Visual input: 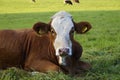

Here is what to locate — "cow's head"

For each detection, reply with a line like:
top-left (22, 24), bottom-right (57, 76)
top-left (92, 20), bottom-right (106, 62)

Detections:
top-left (33, 11), bottom-right (92, 65)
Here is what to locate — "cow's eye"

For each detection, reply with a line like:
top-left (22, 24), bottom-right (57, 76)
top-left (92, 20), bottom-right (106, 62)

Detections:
top-left (50, 28), bottom-right (56, 35)
top-left (71, 27), bottom-right (75, 34)
top-left (51, 29), bottom-right (54, 33)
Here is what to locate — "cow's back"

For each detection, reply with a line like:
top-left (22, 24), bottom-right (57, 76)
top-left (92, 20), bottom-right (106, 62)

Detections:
top-left (0, 30), bottom-right (27, 69)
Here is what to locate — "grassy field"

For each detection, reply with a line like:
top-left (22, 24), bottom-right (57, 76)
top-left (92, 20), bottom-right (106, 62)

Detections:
top-left (0, 0), bottom-right (120, 80)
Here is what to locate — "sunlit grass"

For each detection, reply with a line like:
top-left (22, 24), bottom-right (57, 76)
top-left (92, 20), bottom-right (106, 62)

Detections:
top-left (0, 0), bottom-right (120, 14)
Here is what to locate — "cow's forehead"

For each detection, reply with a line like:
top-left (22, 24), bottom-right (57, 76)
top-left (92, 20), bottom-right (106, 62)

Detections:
top-left (51, 11), bottom-right (72, 19)
top-left (51, 11), bottom-right (74, 34)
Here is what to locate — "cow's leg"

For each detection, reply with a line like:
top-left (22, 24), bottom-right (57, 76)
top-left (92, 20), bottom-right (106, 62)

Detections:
top-left (24, 60), bottom-right (60, 73)
top-left (69, 61), bottom-right (91, 75)
top-left (76, 61), bottom-right (91, 71)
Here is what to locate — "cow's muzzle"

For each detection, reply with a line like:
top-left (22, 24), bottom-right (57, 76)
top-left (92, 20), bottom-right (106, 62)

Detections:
top-left (58, 48), bottom-right (70, 57)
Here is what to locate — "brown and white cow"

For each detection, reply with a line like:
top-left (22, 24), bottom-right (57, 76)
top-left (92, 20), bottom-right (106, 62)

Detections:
top-left (64, 0), bottom-right (79, 5)
top-left (0, 11), bottom-right (91, 75)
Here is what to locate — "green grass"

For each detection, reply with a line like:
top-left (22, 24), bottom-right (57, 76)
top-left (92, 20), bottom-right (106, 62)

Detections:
top-left (0, 0), bottom-right (120, 13)
top-left (0, 0), bottom-right (120, 80)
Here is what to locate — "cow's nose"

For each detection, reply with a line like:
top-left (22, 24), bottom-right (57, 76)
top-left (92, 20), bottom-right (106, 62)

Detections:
top-left (59, 48), bottom-right (70, 56)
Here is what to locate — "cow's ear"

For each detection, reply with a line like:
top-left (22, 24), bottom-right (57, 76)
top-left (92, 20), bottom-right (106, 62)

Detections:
top-left (74, 21), bottom-right (92, 34)
top-left (33, 22), bottom-right (50, 35)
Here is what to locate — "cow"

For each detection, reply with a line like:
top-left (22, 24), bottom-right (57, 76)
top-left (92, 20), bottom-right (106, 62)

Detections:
top-left (0, 11), bottom-right (91, 75)
top-left (64, 0), bottom-right (79, 5)
top-left (32, 0), bottom-right (80, 5)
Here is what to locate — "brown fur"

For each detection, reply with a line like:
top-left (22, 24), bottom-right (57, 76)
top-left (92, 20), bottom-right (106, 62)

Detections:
top-left (0, 21), bottom-right (92, 75)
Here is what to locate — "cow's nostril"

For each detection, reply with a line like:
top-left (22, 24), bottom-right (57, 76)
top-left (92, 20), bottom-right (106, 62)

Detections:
top-left (59, 49), bottom-right (62, 53)
top-left (65, 48), bottom-right (69, 53)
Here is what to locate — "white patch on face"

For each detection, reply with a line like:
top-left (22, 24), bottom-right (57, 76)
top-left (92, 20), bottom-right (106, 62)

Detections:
top-left (51, 11), bottom-right (74, 58)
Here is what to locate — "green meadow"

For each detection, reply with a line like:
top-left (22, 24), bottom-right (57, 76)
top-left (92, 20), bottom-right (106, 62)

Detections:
top-left (0, 0), bottom-right (120, 80)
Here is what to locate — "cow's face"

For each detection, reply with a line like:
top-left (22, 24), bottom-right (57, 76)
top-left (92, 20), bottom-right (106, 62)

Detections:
top-left (51, 16), bottom-right (74, 56)
top-left (33, 11), bottom-right (92, 65)
top-left (50, 16), bottom-right (74, 65)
